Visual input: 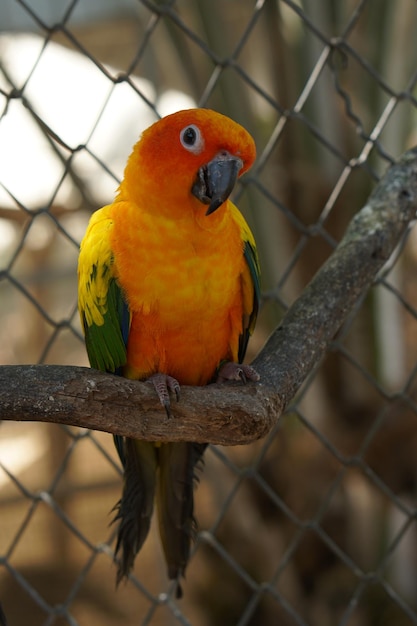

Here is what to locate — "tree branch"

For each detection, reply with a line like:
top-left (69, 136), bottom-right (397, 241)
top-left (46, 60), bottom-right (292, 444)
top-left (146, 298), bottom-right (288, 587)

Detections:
top-left (2, 148), bottom-right (417, 445)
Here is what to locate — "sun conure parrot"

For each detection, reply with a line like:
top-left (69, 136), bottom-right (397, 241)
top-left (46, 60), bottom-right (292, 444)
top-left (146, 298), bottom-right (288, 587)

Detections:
top-left (77, 108), bottom-right (260, 596)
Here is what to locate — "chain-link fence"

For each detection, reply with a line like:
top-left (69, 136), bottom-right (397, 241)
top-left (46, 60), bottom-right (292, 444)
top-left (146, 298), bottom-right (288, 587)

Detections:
top-left (2, 1), bottom-right (417, 624)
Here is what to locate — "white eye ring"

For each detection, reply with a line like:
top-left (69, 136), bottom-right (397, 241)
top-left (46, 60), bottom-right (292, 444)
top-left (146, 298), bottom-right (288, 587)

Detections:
top-left (180, 124), bottom-right (204, 154)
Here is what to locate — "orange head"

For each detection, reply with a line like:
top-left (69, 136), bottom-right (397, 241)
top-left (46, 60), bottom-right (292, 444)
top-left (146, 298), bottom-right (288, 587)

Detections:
top-left (118, 108), bottom-right (256, 218)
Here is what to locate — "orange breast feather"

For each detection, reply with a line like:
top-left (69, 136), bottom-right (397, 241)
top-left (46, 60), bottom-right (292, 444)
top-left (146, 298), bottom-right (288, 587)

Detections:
top-left (110, 198), bottom-right (248, 386)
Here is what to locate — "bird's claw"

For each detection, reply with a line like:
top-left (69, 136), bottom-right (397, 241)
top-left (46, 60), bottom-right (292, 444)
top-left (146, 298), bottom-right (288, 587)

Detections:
top-left (216, 362), bottom-right (260, 384)
top-left (147, 373), bottom-right (181, 418)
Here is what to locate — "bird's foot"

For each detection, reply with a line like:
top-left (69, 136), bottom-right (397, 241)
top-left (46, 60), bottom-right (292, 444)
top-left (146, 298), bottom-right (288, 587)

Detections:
top-left (147, 373), bottom-right (181, 418)
top-left (216, 362), bottom-right (260, 384)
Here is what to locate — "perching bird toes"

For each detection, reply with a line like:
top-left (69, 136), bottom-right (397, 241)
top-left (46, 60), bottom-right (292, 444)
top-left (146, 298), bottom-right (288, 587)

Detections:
top-left (147, 373), bottom-right (181, 417)
top-left (216, 361), bottom-right (260, 384)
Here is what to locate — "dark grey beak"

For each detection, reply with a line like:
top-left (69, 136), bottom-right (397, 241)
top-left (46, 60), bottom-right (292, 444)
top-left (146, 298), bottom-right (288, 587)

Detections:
top-left (192, 151), bottom-right (243, 215)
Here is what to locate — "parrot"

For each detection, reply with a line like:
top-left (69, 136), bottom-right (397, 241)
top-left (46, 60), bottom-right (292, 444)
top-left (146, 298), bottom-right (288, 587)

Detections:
top-left (77, 108), bottom-right (260, 597)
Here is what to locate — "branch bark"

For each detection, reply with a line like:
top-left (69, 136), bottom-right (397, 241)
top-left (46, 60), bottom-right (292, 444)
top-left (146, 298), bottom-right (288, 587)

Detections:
top-left (1, 148), bottom-right (417, 445)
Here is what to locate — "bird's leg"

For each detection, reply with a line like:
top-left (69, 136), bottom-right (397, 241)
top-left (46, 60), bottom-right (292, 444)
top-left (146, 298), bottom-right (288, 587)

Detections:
top-left (147, 373), bottom-right (181, 418)
top-left (216, 362), bottom-right (260, 384)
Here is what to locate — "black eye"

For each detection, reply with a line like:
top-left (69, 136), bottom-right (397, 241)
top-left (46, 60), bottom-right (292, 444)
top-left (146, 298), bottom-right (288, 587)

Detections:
top-left (180, 124), bottom-right (204, 153)
top-left (183, 127), bottom-right (196, 145)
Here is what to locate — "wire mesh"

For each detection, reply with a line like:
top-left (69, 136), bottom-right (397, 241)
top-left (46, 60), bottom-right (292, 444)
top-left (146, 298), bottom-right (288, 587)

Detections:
top-left (1, 0), bottom-right (417, 624)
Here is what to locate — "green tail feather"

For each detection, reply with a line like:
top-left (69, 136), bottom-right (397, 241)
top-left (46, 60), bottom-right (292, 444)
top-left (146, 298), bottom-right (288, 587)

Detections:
top-left (156, 442), bottom-right (206, 596)
top-left (113, 439), bottom-right (206, 594)
top-left (113, 439), bottom-right (157, 584)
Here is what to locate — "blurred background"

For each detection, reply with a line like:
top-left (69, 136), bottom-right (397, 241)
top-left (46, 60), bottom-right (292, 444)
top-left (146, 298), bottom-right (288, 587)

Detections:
top-left (1, 0), bottom-right (417, 624)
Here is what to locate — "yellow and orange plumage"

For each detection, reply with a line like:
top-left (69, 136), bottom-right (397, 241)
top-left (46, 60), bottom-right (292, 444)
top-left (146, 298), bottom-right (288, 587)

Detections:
top-left (78, 108), bottom-right (260, 596)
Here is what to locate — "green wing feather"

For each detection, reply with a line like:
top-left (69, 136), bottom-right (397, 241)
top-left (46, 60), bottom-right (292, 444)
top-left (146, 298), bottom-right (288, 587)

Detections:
top-left (241, 237), bottom-right (260, 353)
top-left (233, 205), bottom-right (261, 363)
top-left (78, 208), bottom-right (130, 374)
top-left (82, 276), bottom-right (129, 372)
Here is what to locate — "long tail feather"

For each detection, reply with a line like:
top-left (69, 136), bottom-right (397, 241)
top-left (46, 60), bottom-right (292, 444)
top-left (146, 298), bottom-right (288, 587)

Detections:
top-left (156, 442), bottom-right (207, 597)
top-left (113, 438), bottom-right (158, 584)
